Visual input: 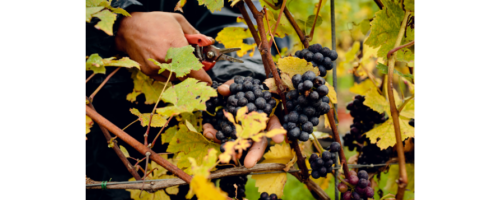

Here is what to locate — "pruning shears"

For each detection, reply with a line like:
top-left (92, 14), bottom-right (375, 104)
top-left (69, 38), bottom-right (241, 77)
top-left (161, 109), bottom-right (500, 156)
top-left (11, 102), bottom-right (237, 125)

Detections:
top-left (185, 34), bottom-right (244, 71)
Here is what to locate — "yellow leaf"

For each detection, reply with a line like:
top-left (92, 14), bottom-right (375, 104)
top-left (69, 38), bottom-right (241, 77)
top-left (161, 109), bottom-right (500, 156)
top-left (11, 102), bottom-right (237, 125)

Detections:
top-left (166, 186), bottom-right (179, 195)
top-left (363, 87), bottom-right (389, 114)
top-left (399, 98), bottom-right (414, 119)
top-left (119, 145), bottom-right (130, 157)
top-left (215, 27), bottom-right (256, 57)
top-left (349, 79), bottom-right (377, 95)
top-left (174, 0), bottom-right (187, 12)
top-left (93, 9), bottom-right (117, 36)
top-left (130, 108), bottom-right (167, 127)
top-left (86, 6), bottom-right (104, 22)
top-left (127, 69), bottom-right (167, 104)
top-left (325, 82), bottom-right (337, 104)
top-left (276, 57), bottom-right (319, 90)
top-left (252, 143), bottom-right (295, 198)
top-left (188, 148), bottom-right (218, 178)
top-left (365, 117), bottom-right (414, 150)
top-left (86, 115), bottom-right (93, 134)
top-left (161, 126), bottom-right (177, 144)
top-left (264, 78), bottom-right (279, 94)
top-left (187, 175), bottom-right (228, 200)
top-left (185, 120), bottom-right (197, 132)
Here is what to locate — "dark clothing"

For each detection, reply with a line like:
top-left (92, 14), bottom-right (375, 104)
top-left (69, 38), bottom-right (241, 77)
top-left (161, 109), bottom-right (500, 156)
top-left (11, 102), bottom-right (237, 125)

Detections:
top-left (86, 1), bottom-right (289, 199)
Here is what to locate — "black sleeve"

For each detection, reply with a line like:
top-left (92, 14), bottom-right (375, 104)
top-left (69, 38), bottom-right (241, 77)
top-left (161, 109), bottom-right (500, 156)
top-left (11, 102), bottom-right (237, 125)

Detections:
top-left (86, 0), bottom-right (144, 58)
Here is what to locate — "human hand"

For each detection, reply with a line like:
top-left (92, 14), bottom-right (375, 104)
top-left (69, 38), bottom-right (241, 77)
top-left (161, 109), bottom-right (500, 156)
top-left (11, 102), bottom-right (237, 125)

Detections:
top-left (202, 80), bottom-right (286, 168)
top-left (115, 12), bottom-right (212, 85)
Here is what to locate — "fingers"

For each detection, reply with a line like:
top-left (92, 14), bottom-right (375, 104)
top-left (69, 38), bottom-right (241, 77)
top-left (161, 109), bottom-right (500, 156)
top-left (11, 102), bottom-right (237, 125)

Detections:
top-left (217, 79), bottom-right (234, 96)
top-left (203, 123), bottom-right (220, 143)
top-left (186, 68), bottom-right (213, 86)
top-left (268, 115), bottom-right (285, 144)
top-left (244, 137), bottom-right (268, 168)
top-left (172, 13), bottom-right (200, 34)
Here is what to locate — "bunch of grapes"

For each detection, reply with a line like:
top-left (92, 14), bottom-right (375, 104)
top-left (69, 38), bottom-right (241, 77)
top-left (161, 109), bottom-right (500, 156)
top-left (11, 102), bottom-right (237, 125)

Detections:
top-left (338, 170), bottom-right (375, 200)
top-left (294, 43), bottom-right (338, 77)
top-left (227, 76), bottom-right (276, 116)
top-left (219, 175), bottom-right (247, 200)
top-left (283, 71), bottom-right (330, 141)
top-left (309, 142), bottom-right (341, 179)
top-left (258, 192), bottom-right (281, 200)
top-left (342, 95), bottom-right (392, 173)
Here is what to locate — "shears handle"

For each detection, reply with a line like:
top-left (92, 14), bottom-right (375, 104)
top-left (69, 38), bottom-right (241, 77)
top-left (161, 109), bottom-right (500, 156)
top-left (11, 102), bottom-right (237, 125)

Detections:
top-left (184, 34), bottom-right (216, 71)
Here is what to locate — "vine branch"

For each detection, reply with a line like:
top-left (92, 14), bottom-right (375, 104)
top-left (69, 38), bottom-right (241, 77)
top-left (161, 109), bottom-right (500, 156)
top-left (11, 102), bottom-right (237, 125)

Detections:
top-left (326, 109), bottom-right (351, 180)
top-left (387, 40), bottom-right (414, 59)
top-left (87, 101), bottom-right (142, 181)
top-left (387, 11), bottom-right (411, 200)
top-left (242, 0), bottom-right (309, 181)
top-left (85, 105), bottom-right (193, 183)
top-left (308, 0), bottom-right (323, 41)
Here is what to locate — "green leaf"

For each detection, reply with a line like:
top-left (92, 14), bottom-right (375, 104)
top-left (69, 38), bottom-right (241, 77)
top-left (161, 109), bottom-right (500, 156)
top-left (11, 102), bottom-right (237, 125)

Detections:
top-left (86, 54), bottom-right (105, 74)
top-left (119, 145), bottom-right (130, 157)
top-left (107, 7), bottom-right (131, 17)
top-left (176, 112), bottom-right (203, 133)
top-left (215, 27), bottom-right (256, 57)
top-left (130, 108), bottom-right (167, 127)
top-left (86, 7), bottom-right (104, 22)
top-left (166, 124), bottom-right (220, 175)
top-left (86, 0), bottom-right (106, 7)
top-left (185, 120), bottom-right (197, 132)
top-left (165, 46), bottom-right (203, 78)
top-left (306, 15), bottom-right (323, 29)
top-left (156, 78), bottom-right (217, 118)
top-left (104, 57), bottom-right (140, 69)
top-left (161, 125), bottom-right (178, 144)
top-left (188, 148), bottom-right (218, 178)
top-left (93, 9), bottom-right (117, 36)
top-left (376, 63), bottom-right (414, 80)
top-left (399, 98), bottom-right (414, 119)
top-left (197, 0), bottom-right (224, 12)
top-left (147, 58), bottom-right (171, 74)
top-left (404, 0), bottom-right (415, 12)
top-left (365, 0), bottom-right (410, 59)
top-left (127, 69), bottom-right (168, 104)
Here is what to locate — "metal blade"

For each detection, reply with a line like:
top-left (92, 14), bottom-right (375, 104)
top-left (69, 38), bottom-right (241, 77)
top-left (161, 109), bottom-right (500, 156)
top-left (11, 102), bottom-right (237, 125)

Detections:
top-left (218, 47), bottom-right (241, 54)
top-left (217, 54), bottom-right (244, 63)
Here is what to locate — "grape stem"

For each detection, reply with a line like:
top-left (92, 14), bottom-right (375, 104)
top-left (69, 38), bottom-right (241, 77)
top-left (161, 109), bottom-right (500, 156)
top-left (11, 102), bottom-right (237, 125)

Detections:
top-left (89, 67), bottom-right (121, 102)
top-left (311, 134), bottom-right (325, 152)
top-left (386, 11), bottom-right (411, 200)
top-left (267, 0), bottom-right (287, 48)
top-left (336, 175), bottom-right (355, 188)
top-left (85, 105), bottom-right (193, 183)
top-left (326, 109), bottom-right (352, 181)
top-left (122, 118), bottom-right (139, 131)
top-left (397, 93), bottom-right (414, 114)
top-left (308, 0), bottom-right (323, 41)
top-left (87, 100), bottom-right (142, 181)
top-left (86, 73), bottom-right (96, 83)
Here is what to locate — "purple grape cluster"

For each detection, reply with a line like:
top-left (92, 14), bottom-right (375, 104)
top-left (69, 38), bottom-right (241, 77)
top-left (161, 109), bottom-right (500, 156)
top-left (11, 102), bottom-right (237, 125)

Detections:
top-left (220, 175), bottom-right (247, 200)
top-left (258, 192), bottom-right (281, 200)
top-left (338, 170), bottom-right (374, 200)
top-left (283, 71), bottom-right (330, 141)
top-left (309, 142), bottom-right (341, 179)
top-left (343, 95), bottom-right (392, 173)
top-left (294, 43), bottom-right (338, 77)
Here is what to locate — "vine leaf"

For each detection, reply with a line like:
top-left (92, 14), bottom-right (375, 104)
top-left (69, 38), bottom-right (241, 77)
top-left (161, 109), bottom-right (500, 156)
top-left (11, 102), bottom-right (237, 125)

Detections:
top-left (103, 57), bottom-right (140, 68)
top-left (365, 117), bottom-right (414, 150)
top-left (187, 175), bottom-right (228, 200)
top-left (86, 115), bottom-right (94, 134)
top-left (188, 148), bottom-right (218, 178)
top-left (325, 82), bottom-right (337, 104)
top-left (119, 145), bottom-right (130, 157)
top-left (130, 108), bottom-right (167, 127)
top-left (365, 0), bottom-right (412, 59)
top-left (376, 63), bottom-right (413, 81)
top-left (349, 79), bottom-right (377, 95)
top-left (127, 69), bottom-right (168, 104)
top-left (156, 78), bottom-right (217, 118)
top-left (252, 143), bottom-right (295, 198)
top-left (265, 57), bottom-right (319, 92)
top-left (337, 41), bottom-right (360, 76)
top-left (197, 0), bottom-right (224, 13)
top-left (382, 164), bottom-right (415, 193)
top-left (126, 154), bottom-right (179, 200)
top-left (263, 11), bottom-right (293, 38)
top-left (305, 15), bottom-right (323, 30)
top-left (166, 124), bottom-right (220, 175)
top-left (86, 7), bottom-right (104, 22)
top-left (92, 9), bottom-right (116, 36)
top-left (399, 98), bottom-right (414, 119)
top-left (177, 112), bottom-right (203, 133)
top-left (215, 27), bottom-right (256, 57)
top-left (363, 88), bottom-right (389, 114)
top-left (174, 0), bottom-right (187, 12)
top-left (219, 108), bottom-right (287, 163)
top-left (161, 125), bottom-right (178, 144)
top-left (404, 0), bottom-right (415, 12)
top-left (86, 54), bottom-right (140, 74)
top-left (166, 46), bottom-right (204, 78)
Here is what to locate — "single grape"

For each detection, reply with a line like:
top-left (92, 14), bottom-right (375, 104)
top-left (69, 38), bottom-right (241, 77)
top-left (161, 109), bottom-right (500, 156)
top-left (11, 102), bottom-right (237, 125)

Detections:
top-left (302, 71), bottom-right (316, 81)
top-left (288, 127), bottom-right (301, 138)
top-left (235, 84), bottom-right (243, 92)
top-left (346, 101), bottom-right (354, 110)
top-left (301, 49), bottom-right (310, 57)
top-left (264, 104), bottom-right (273, 114)
top-left (304, 106), bottom-right (316, 117)
top-left (323, 57), bottom-right (333, 70)
top-left (318, 65), bottom-right (326, 77)
top-left (236, 91), bottom-right (245, 99)
top-left (302, 122), bottom-right (313, 133)
top-left (263, 91), bottom-right (272, 100)
top-left (313, 52), bottom-right (324, 63)
top-left (255, 97), bottom-right (266, 109)
top-left (329, 142), bottom-right (341, 153)
top-left (342, 191), bottom-right (352, 200)
top-left (317, 85), bottom-right (329, 96)
top-left (268, 98), bottom-right (277, 107)
top-left (351, 192), bottom-right (361, 200)
top-left (220, 142), bottom-right (226, 152)
top-left (297, 83), bottom-right (304, 92)
top-left (287, 122), bottom-right (297, 130)
top-left (319, 167), bottom-right (327, 177)
top-left (348, 175), bottom-right (359, 185)
top-left (298, 95), bottom-right (308, 105)
top-left (310, 153), bottom-right (319, 160)
top-left (260, 192), bottom-right (269, 199)
top-left (311, 99), bottom-right (322, 108)
top-left (313, 77), bottom-right (325, 87)
top-left (358, 179), bottom-right (369, 188)
top-left (243, 81), bottom-right (253, 91)
top-left (311, 170), bottom-right (320, 179)
top-left (216, 131), bottom-right (225, 140)
top-left (319, 102), bottom-right (330, 114)
top-left (338, 182), bottom-right (348, 193)
top-left (222, 125), bottom-right (233, 135)
top-left (289, 90), bottom-right (299, 99)
top-left (238, 97), bottom-right (248, 106)
top-left (354, 186), bottom-right (366, 196)
top-left (254, 88), bottom-right (264, 98)
top-left (321, 96), bottom-right (330, 103)
top-left (288, 111), bottom-right (299, 123)
top-left (247, 102), bottom-right (257, 112)
top-left (253, 79), bottom-right (261, 85)
top-left (295, 50), bottom-right (303, 58)
top-left (309, 91), bottom-right (319, 100)
top-left (365, 187), bottom-right (374, 198)
top-left (299, 114), bottom-right (308, 124)
top-left (316, 159), bottom-right (324, 166)
top-left (328, 50), bottom-right (338, 60)
top-left (308, 43), bottom-right (322, 53)
top-left (245, 91), bottom-right (255, 101)
top-left (305, 52), bottom-right (314, 61)
top-left (299, 131), bottom-right (310, 141)
top-left (234, 76), bottom-right (244, 84)
top-left (322, 151), bottom-right (331, 160)
top-left (325, 159), bottom-right (334, 167)
top-left (310, 117), bottom-right (319, 126)
top-left (269, 194), bottom-right (277, 200)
